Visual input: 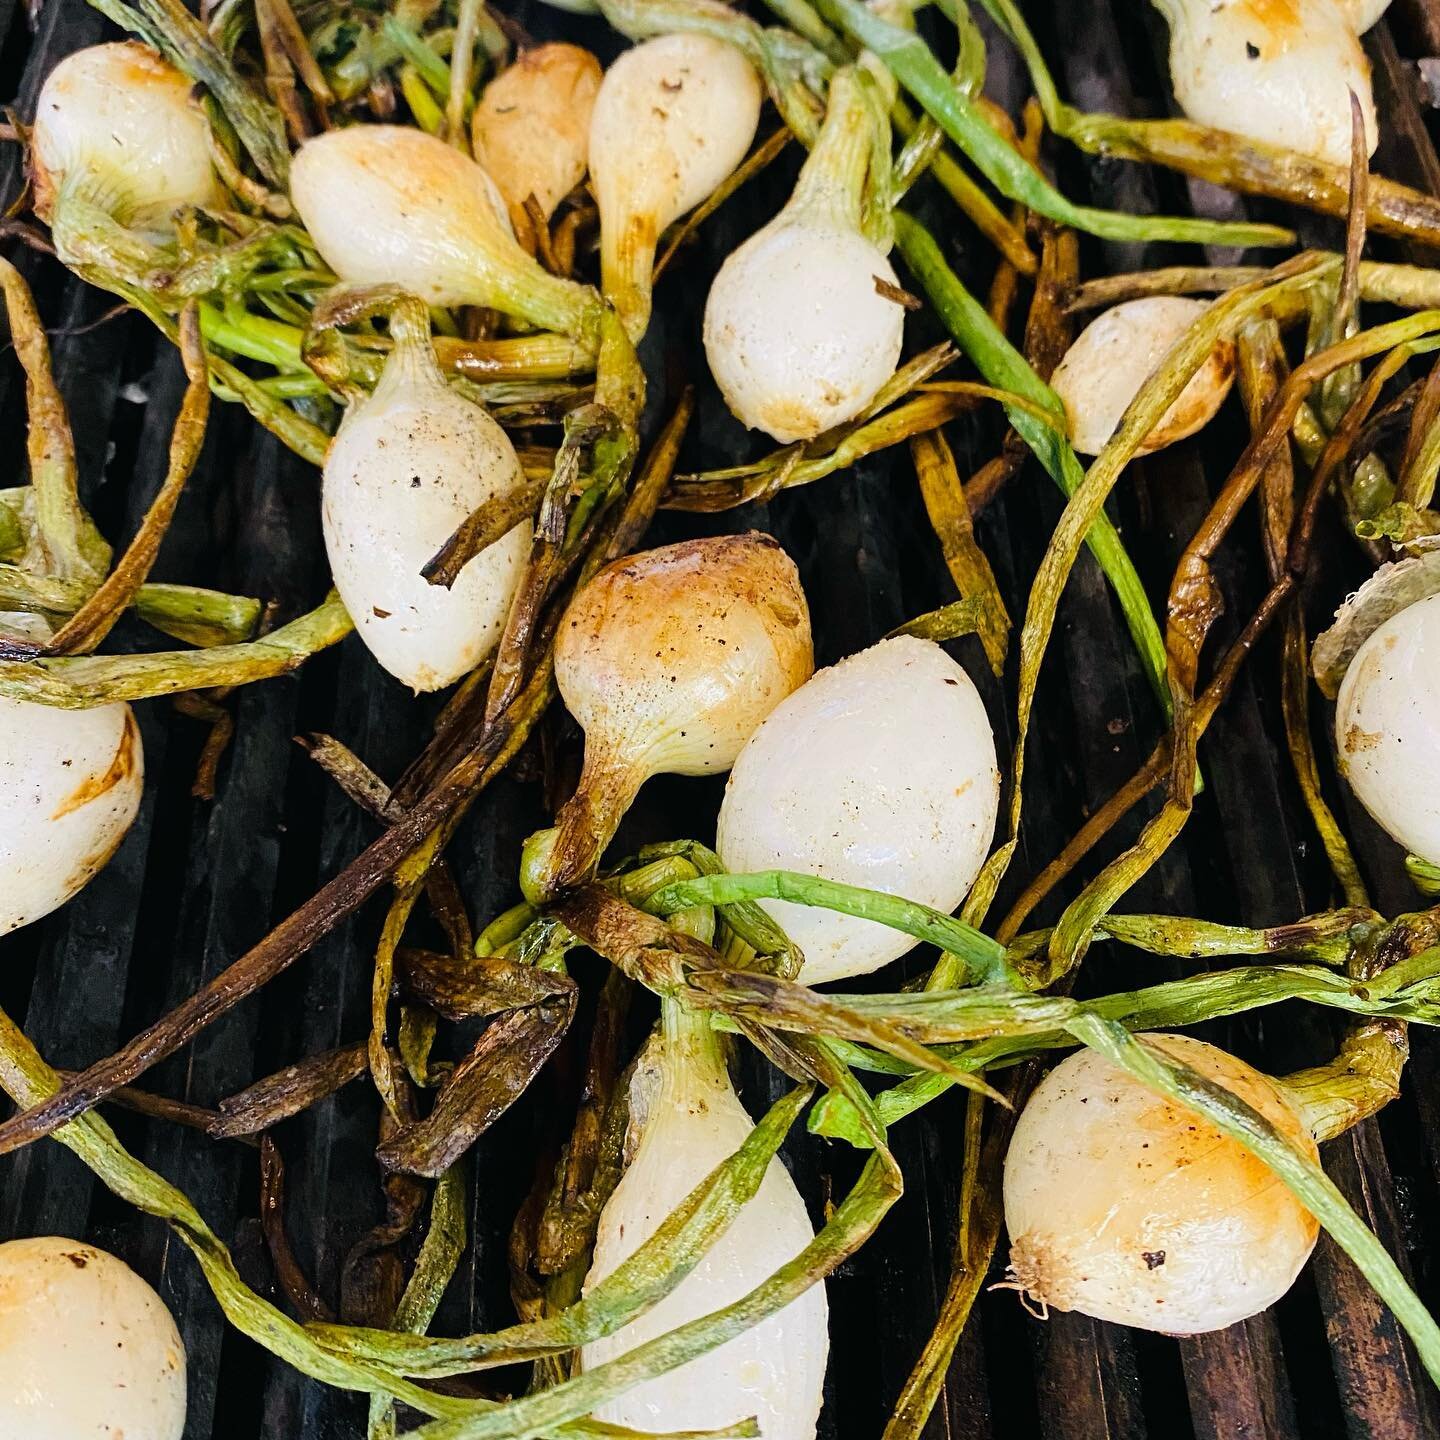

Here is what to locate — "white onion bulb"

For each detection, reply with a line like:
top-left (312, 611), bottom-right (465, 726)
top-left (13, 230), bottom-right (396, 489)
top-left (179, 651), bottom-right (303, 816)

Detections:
top-left (1335, 590), bottom-right (1440, 866)
top-left (291, 126), bottom-right (599, 337)
top-left (31, 42), bottom-right (221, 236)
top-left (472, 44), bottom-right (603, 223)
top-left (1050, 296), bottom-right (1235, 457)
top-left (704, 68), bottom-right (903, 443)
top-left (0, 692), bottom-right (143, 935)
top-left (1003, 1033), bottom-right (1320, 1335)
top-left (590, 34), bottom-right (762, 339)
top-left (525, 533), bottom-right (813, 899)
top-left (321, 310), bottom-right (529, 693)
top-left (0, 1236), bottom-right (186, 1439)
top-left (581, 1008), bottom-right (827, 1439)
top-left (717, 635), bottom-right (999, 984)
top-left (1153, 0), bottom-right (1376, 166)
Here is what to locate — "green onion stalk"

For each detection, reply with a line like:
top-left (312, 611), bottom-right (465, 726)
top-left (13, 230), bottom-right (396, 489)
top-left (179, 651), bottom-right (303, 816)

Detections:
top-left (0, 261), bottom-right (289, 685)
top-left (631, 867), bottom-right (1440, 1392)
top-left (0, 592), bottom-right (353, 707)
top-left (589, 0), bottom-right (1177, 735)
top-left (972, 0), bottom-right (1440, 249)
top-left (0, 1001), bottom-right (811, 1440)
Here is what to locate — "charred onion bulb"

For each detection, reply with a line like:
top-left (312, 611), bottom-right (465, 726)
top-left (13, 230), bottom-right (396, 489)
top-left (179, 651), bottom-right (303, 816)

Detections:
top-left (582, 1002), bottom-right (827, 1438)
top-left (30, 42), bottom-right (222, 237)
top-left (0, 1236), bottom-right (186, 1439)
top-left (1003, 1033), bottom-right (1320, 1334)
top-left (1334, 589), bottom-right (1440, 866)
top-left (523, 533), bottom-right (813, 901)
top-left (472, 43), bottom-right (603, 226)
top-left (1050, 296), bottom-right (1235, 456)
top-left (590, 34), bottom-right (762, 339)
top-left (290, 126), bottom-right (601, 338)
top-left (717, 635), bottom-right (999, 984)
top-left (321, 300), bottom-right (530, 693)
top-left (704, 67), bottom-right (904, 443)
top-left (0, 671), bottom-right (143, 935)
top-left (1153, 0), bottom-right (1377, 166)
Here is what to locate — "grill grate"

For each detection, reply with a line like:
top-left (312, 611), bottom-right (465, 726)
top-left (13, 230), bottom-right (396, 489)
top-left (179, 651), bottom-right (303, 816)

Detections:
top-left (3, 1), bottom-right (1440, 1437)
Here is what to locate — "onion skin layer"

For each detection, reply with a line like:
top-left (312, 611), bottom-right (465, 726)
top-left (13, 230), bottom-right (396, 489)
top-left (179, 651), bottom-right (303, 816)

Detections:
top-left (0, 696), bottom-right (143, 935)
top-left (1003, 1032), bottom-right (1320, 1335)
top-left (31, 42), bottom-right (221, 235)
top-left (717, 635), bottom-right (999, 984)
top-left (1335, 590), bottom-right (1440, 866)
top-left (1050, 297), bottom-right (1235, 457)
top-left (0, 1236), bottom-right (186, 1440)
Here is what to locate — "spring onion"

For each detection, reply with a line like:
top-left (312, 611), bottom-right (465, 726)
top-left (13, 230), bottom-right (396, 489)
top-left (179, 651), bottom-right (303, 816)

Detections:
top-left (704, 66), bottom-right (902, 442)
top-left (0, 677), bottom-right (143, 935)
top-left (321, 300), bottom-right (530, 693)
top-left (1152, 0), bottom-right (1376, 166)
top-left (716, 635), bottom-right (999, 983)
top-left (473, 43), bottom-right (603, 226)
top-left (590, 33), bottom-right (762, 338)
top-left (1003, 1032), bottom-right (1320, 1333)
top-left (290, 126), bottom-right (602, 339)
top-left (581, 1001), bottom-right (827, 1438)
top-left (1049, 297), bottom-right (1236, 457)
top-left (523, 533), bottom-right (813, 900)
top-left (1335, 590), bottom-right (1440, 866)
top-left (31, 42), bottom-right (221, 237)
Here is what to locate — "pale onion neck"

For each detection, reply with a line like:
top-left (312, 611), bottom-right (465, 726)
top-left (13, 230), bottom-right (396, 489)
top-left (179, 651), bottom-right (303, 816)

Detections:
top-left (786, 66), bottom-right (875, 233)
top-left (659, 996), bottom-right (730, 1091)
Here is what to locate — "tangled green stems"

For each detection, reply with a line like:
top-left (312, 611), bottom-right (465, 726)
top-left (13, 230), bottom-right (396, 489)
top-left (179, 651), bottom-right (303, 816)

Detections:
top-left (649, 869), bottom-right (1011, 985)
top-left (640, 866), bottom-right (1440, 1390)
top-left (316, 1084), bottom-right (812, 1377)
top-left (813, 0), bottom-right (1293, 249)
top-left (0, 992), bottom-right (798, 1440)
top-left (0, 1005), bottom-right (471, 1423)
top-left (0, 591), bottom-right (352, 706)
top-left (891, 213), bottom-right (1172, 718)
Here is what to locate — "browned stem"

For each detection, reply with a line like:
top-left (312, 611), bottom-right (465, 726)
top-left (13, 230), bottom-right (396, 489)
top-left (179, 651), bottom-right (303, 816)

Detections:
top-left (998, 578), bottom-right (1295, 946)
top-left (209, 1043), bottom-right (369, 1139)
top-left (0, 660), bottom-right (554, 1158)
top-left (421, 472), bottom-right (549, 590)
top-left (260, 1136), bottom-right (337, 1322)
top-left (1064, 109), bottom-right (1440, 247)
top-left (46, 305), bottom-right (210, 656)
top-left (533, 752), bottom-right (647, 899)
top-left (965, 218), bottom-right (1076, 520)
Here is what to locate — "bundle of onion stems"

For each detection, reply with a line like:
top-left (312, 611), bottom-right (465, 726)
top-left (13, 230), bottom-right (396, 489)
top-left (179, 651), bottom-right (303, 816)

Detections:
top-left (6, 0), bottom-right (1440, 1435)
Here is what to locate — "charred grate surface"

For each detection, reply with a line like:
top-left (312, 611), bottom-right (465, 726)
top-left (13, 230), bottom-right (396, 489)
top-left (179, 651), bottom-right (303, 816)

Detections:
top-left (2, 1), bottom-right (1440, 1438)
